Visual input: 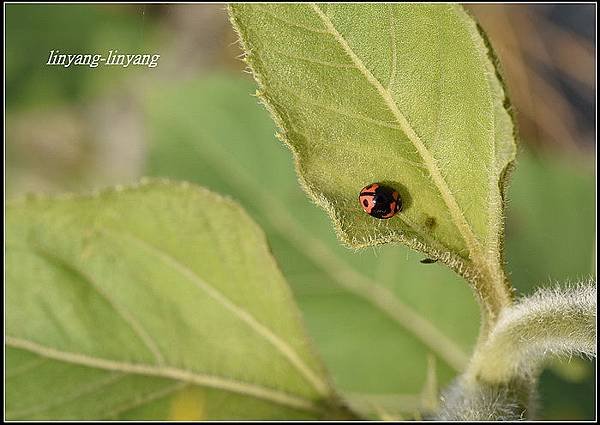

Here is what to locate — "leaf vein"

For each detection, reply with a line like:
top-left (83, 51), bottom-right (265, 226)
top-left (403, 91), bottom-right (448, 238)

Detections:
top-left (308, 3), bottom-right (502, 296)
top-left (258, 5), bottom-right (330, 35)
top-left (106, 382), bottom-right (188, 419)
top-left (6, 336), bottom-right (323, 415)
top-left (35, 247), bottom-right (167, 367)
top-left (7, 372), bottom-right (126, 419)
top-left (278, 85), bottom-right (402, 132)
top-left (100, 228), bottom-right (330, 397)
top-left (271, 47), bottom-right (357, 70)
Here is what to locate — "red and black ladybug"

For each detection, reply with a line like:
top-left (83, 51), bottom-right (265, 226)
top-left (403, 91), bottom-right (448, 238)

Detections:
top-left (359, 183), bottom-right (402, 219)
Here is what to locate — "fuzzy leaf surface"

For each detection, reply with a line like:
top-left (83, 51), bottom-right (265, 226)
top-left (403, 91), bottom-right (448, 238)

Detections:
top-left (5, 182), bottom-right (341, 420)
top-left (229, 3), bottom-right (516, 283)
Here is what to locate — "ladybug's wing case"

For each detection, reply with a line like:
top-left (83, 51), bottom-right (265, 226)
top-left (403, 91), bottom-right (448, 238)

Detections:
top-left (359, 183), bottom-right (402, 219)
top-left (359, 193), bottom-right (376, 214)
top-left (379, 201), bottom-right (397, 219)
top-left (392, 191), bottom-right (402, 212)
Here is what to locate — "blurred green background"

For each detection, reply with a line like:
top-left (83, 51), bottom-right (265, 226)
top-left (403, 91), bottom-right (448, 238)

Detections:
top-left (5, 4), bottom-right (596, 420)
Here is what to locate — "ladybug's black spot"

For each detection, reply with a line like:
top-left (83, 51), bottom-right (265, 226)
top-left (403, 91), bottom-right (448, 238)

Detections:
top-left (367, 184), bottom-right (401, 219)
top-left (362, 199), bottom-right (369, 207)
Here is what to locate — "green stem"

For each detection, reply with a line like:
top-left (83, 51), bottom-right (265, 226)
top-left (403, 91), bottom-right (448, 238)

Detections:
top-left (466, 282), bottom-right (596, 385)
top-left (469, 265), bottom-right (514, 352)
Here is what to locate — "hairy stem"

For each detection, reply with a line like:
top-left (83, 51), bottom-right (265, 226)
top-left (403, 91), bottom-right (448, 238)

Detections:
top-left (471, 269), bottom-right (514, 342)
top-left (438, 281), bottom-right (596, 420)
top-left (467, 281), bottom-right (596, 384)
top-left (436, 376), bottom-right (536, 420)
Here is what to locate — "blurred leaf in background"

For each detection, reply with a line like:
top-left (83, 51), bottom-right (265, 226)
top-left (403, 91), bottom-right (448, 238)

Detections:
top-left (7, 183), bottom-right (341, 420)
top-left (505, 150), bottom-right (595, 291)
top-left (5, 3), bottom-right (596, 421)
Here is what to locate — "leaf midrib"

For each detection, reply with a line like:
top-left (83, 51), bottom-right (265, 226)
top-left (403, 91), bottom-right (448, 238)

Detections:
top-left (308, 3), bottom-right (487, 274)
top-left (6, 336), bottom-right (322, 415)
top-left (101, 227), bottom-right (330, 397)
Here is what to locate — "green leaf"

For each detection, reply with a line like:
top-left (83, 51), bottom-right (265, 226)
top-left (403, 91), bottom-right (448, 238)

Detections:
top-left (6, 182), bottom-right (347, 420)
top-left (505, 151), bottom-right (596, 292)
top-left (144, 75), bottom-right (481, 418)
top-left (228, 4), bottom-right (517, 311)
top-left (503, 150), bottom-right (596, 420)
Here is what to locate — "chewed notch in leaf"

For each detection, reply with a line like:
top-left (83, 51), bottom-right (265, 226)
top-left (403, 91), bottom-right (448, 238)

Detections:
top-left (229, 3), bottom-right (517, 288)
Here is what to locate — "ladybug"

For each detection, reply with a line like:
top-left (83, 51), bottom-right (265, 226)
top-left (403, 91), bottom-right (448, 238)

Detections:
top-left (359, 183), bottom-right (402, 219)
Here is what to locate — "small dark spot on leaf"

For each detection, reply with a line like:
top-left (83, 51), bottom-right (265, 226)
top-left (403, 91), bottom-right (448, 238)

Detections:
top-left (425, 216), bottom-right (436, 229)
